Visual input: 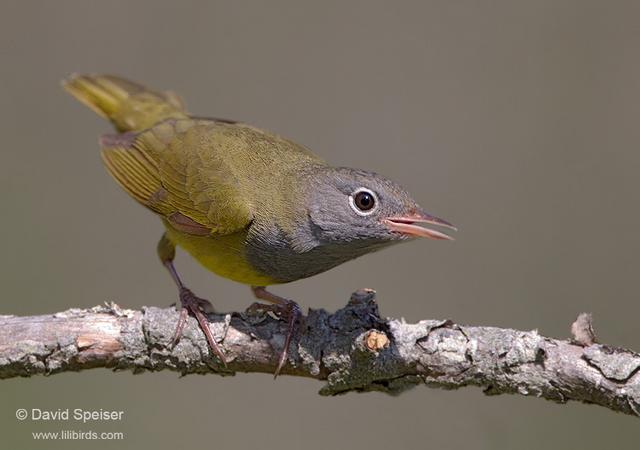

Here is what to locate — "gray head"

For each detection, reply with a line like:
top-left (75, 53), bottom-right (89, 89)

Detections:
top-left (294, 166), bottom-right (455, 250)
top-left (246, 166), bottom-right (455, 283)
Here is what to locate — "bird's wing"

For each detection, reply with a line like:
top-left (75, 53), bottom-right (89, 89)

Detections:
top-left (100, 119), bottom-right (254, 236)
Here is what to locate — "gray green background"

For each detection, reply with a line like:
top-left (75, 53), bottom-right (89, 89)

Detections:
top-left (1, 1), bottom-right (639, 448)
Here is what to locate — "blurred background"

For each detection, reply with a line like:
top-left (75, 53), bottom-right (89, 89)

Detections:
top-left (1, 0), bottom-right (639, 448)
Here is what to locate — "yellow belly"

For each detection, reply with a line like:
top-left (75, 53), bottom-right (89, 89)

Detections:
top-left (163, 223), bottom-right (280, 286)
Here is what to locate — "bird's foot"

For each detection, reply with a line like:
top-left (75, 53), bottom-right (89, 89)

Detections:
top-left (247, 289), bottom-right (302, 378)
top-left (171, 286), bottom-right (227, 366)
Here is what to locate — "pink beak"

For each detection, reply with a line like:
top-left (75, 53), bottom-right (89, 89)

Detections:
top-left (383, 213), bottom-right (456, 240)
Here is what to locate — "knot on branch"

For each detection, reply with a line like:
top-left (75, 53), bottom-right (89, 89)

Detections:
top-left (318, 289), bottom-right (413, 395)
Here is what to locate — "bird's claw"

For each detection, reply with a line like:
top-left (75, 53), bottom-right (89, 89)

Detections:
top-left (244, 298), bottom-right (301, 376)
top-left (171, 287), bottom-right (227, 367)
top-left (274, 300), bottom-right (301, 378)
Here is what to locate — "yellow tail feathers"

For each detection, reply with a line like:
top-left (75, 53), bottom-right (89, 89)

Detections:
top-left (62, 74), bottom-right (188, 132)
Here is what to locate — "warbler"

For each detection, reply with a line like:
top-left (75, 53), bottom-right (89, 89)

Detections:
top-left (63, 75), bottom-right (455, 375)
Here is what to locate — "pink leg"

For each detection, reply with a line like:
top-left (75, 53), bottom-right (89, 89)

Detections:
top-left (250, 286), bottom-right (302, 377)
top-left (158, 234), bottom-right (226, 366)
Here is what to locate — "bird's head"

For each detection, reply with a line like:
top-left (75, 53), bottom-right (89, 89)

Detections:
top-left (294, 166), bottom-right (455, 251)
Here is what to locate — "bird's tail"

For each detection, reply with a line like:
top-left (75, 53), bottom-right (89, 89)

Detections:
top-left (62, 74), bottom-right (188, 132)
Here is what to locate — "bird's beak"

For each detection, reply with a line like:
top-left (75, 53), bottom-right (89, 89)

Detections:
top-left (383, 212), bottom-right (457, 240)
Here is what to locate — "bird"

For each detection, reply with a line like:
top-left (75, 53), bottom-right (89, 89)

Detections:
top-left (63, 74), bottom-right (456, 376)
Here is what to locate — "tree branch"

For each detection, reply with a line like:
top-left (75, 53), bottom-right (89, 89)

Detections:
top-left (1, 289), bottom-right (638, 417)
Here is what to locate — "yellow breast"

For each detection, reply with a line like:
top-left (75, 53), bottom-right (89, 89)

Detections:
top-left (163, 222), bottom-right (280, 286)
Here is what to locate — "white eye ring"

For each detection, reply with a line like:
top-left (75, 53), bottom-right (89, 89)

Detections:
top-left (348, 188), bottom-right (379, 216)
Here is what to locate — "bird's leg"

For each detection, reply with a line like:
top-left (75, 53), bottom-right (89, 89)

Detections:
top-left (249, 286), bottom-right (302, 377)
top-left (157, 233), bottom-right (227, 366)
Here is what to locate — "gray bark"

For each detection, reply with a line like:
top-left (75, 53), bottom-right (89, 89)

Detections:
top-left (1, 289), bottom-right (638, 417)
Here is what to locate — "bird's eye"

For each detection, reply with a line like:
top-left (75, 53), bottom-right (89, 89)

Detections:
top-left (355, 191), bottom-right (374, 210)
top-left (349, 188), bottom-right (378, 216)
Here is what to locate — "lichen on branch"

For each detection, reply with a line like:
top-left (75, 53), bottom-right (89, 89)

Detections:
top-left (0, 290), bottom-right (638, 418)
